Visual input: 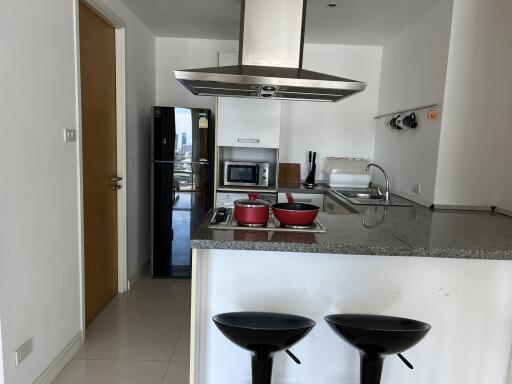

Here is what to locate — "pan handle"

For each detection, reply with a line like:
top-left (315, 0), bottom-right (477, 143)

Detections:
top-left (286, 192), bottom-right (294, 204)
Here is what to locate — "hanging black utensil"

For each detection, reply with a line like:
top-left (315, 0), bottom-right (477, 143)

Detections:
top-left (403, 112), bottom-right (418, 129)
top-left (390, 116), bottom-right (401, 129)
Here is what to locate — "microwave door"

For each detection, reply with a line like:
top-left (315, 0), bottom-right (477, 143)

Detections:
top-left (225, 163), bottom-right (258, 186)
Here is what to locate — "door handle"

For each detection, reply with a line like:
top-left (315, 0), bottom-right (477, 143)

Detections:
top-left (111, 176), bottom-right (122, 191)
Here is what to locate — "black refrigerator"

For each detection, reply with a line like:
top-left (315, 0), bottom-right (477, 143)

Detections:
top-left (151, 106), bottom-right (214, 278)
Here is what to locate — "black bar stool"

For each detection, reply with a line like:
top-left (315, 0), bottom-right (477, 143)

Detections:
top-left (213, 311), bottom-right (316, 384)
top-left (325, 314), bottom-right (431, 384)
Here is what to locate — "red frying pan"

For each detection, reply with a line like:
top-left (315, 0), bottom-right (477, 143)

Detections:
top-left (272, 193), bottom-right (320, 226)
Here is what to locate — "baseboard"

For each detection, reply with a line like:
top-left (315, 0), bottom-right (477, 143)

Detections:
top-left (33, 331), bottom-right (83, 384)
top-left (496, 207), bottom-right (512, 217)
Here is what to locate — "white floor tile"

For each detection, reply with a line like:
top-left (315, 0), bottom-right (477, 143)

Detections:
top-left (53, 359), bottom-right (168, 384)
top-left (75, 276), bottom-right (190, 361)
top-left (55, 275), bottom-right (192, 383)
top-left (76, 310), bottom-right (184, 360)
top-left (163, 361), bottom-right (190, 384)
top-left (171, 321), bottom-right (190, 363)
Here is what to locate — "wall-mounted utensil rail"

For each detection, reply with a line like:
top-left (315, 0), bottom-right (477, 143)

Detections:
top-left (374, 103), bottom-right (441, 119)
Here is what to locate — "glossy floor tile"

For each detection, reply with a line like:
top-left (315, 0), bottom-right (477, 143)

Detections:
top-left (171, 319), bottom-right (191, 363)
top-left (53, 359), bottom-right (169, 384)
top-left (54, 275), bottom-right (191, 384)
top-left (163, 362), bottom-right (189, 384)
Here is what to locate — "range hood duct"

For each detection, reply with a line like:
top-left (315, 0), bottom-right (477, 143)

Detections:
top-left (174, 0), bottom-right (367, 102)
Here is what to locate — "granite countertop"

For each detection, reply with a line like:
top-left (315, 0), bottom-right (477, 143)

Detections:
top-left (192, 189), bottom-right (512, 260)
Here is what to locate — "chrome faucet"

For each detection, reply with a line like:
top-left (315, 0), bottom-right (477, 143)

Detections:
top-left (366, 163), bottom-right (390, 202)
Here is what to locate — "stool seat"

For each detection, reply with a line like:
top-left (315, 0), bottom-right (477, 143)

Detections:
top-left (213, 311), bottom-right (315, 353)
top-left (213, 311), bottom-right (315, 384)
top-left (325, 314), bottom-right (430, 355)
top-left (325, 314), bottom-right (430, 384)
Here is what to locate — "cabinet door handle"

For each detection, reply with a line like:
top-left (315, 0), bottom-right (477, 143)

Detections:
top-left (238, 138), bottom-right (260, 144)
top-left (295, 198), bottom-right (313, 203)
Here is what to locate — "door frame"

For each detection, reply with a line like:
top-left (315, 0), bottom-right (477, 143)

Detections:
top-left (74, 0), bottom-right (128, 333)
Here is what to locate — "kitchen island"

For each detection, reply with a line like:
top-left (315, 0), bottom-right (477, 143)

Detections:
top-left (189, 194), bottom-right (512, 384)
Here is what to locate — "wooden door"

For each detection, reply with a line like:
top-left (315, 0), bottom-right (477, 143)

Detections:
top-left (79, 2), bottom-right (118, 326)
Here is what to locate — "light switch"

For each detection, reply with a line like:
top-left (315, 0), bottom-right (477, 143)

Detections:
top-left (15, 338), bottom-right (33, 366)
top-left (64, 129), bottom-right (76, 142)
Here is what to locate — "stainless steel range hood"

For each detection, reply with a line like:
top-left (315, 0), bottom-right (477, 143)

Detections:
top-left (174, 0), bottom-right (367, 102)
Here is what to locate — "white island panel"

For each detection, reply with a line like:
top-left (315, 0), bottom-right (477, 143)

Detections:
top-left (190, 249), bottom-right (512, 384)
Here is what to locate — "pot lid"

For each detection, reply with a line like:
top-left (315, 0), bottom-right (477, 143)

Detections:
top-left (234, 193), bottom-right (270, 207)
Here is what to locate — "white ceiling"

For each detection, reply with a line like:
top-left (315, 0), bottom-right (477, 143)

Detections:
top-left (121, 0), bottom-right (446, 45)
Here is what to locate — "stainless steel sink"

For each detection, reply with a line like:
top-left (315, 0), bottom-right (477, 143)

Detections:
top-left (340, 192), bottom-right (383, 200)
top-left (332, 190), bottom-right (413, 207)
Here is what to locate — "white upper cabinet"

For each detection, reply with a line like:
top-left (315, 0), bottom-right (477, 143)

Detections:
top-left (217, 98), bottom-right (281, 148)
top-left (216, 53), bottom-right (281, 149)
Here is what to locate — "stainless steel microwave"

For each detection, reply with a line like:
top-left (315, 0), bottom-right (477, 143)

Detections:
top-left (223, 161), bottom-right (270, 187)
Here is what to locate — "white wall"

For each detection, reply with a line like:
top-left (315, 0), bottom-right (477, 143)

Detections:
top-left (0, 319), bottom-right (4, 384)
top-left (279, 44), bottom-right (382, 180)
top-left (373, 0), bottom-right (453, 205)
top-left (0, 1), bottom-right (154, 383)
top-left (156, 38), bottom-right (382, 180)
top-left (496, 121), bottom-right (512, 212)
top-left (434, 0), bottom-right (512, 208)
top-left (156, 37), bottom-right (238, 110)
top-left (0, 1), bottom-right (82, 383)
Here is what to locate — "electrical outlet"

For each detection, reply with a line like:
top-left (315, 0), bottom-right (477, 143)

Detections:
top-left (15, 338), bottom-right (33, 366)
top-left (413, 183), bottom-right (421, 195)
top-left (63, 129), bottom-right (76, 142)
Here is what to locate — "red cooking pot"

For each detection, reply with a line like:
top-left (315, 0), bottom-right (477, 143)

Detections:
top-left (272, 193), bottom-right (320, 226)
top-left (234, 193), bottom-right (270, 226)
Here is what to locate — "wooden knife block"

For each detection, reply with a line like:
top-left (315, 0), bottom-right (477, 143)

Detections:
top-left (278, 163), bottom-right (301, 185)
